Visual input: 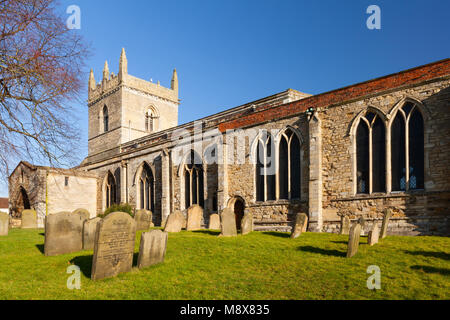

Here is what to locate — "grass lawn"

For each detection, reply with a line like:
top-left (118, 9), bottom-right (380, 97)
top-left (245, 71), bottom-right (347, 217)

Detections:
top-left (0, 228), bottom-right (449, 300)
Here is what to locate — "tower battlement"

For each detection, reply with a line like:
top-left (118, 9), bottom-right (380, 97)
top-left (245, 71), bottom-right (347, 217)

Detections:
top-left (87, 48), bottom-right (180, 158)
top-left (88, 48), bottom-right (179, 105)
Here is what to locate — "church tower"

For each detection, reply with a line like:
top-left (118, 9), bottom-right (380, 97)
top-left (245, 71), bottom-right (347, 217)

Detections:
top-left (87, 49), bottom-right (180, 160)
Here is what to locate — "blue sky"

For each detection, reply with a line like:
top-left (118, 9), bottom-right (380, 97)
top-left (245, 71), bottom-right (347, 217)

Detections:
top-left (1, 0), bottom-right (449, 196)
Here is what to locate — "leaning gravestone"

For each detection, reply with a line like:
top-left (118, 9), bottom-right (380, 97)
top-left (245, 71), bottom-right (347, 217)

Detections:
top-left (164, 211), bottom-right (184, 233)
top-left (220, 208), bottom-right (237, 237)
top-left (44, 211), bottom-right (88, 256)
top-left (91, 212), bottom-right (136, 281)
top-left (290, 213), bottom-right (308, 239)
top-left (241, 212), bottom-right (253, 235)
top-left (72, 208), bottom-right (90, 220)
top-left (21, 209), bottom-right (37, 229)
top-left (0, 212), bottom-right (9, 236)
top-left (135, 210), bottom-right (153, 231)
top-left (380, 209), bottom-right (392, 239)
top-left (186, 205), bottom-right (203, 231)
top-left (347, 223), bottom-right (362, 258)
top-left (83, 217), bottom-right (101, 250)
top-left (368, 222), bottom-right (379, 246)
top-left (340, 216), bottom-right (350, 235)
top-left (137, 230), bottom-right (168, 269)
top-left (208, 214), bottom-right (221, 230)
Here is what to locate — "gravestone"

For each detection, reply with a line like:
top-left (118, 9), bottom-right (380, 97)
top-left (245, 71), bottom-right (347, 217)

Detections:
top-left (91, 212), bottom-right (136, 281)
top-left (0, 212), bottom-right (9, 236)
top-left (241, 212), bottom-right (253, 235)
top-left (368, 222), bottom-right (379, 246)
top-left (220, 208), bottom-right (237, 237)
top-left (208, 214), bottom-right (221, 230)
top-left (44, 211), bottom-right (88, 256)
top-left (21, 209), bottom-right (37, 229)
top-left (347, 223), bottom-right (362, 258)
top-left (137, 230), bottom-right (168, 269)
top-left (186, 205), bottom-right (203, 231)
top-left (83, 217), bottom-right (101, 250)
top-left (290, 213), bottom-right (308, 239)
top-left (164, 211), bottom-right (184, 233)
top-left (380, 209), bottom-right (392, 239)
top-left (135, 210), bottom-right (153, 231)
top-left (72, 208), bottom-right (90, 220)
top-left (340, 216), bottom-right (350, 235)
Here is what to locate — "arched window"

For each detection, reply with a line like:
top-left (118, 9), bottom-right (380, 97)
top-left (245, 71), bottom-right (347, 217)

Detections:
top-left (391, 102), bottom-right (424, 191)
top-left (255, 131), bottom-right (276, 201)
top-left (279, 129), bottom-right (301, 200)
top-left (103, 105), bottom-right (109, 132)
top-left (355, 111), bottom-right (386, 194)
top-left (145, 109), bottom-right (159, 132)
top-left (184, 151), bottom-right (204, 208)
top-left (105, 172), bottom-right (117, 208)
top-left (139, 163), bottom-right (155, 212)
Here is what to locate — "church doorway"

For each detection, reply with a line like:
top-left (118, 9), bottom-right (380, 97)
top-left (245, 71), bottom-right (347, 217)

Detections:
top-left (228, 196), bottom-right (245, 230)
top-left (14, 187), bottom-right (30, 218)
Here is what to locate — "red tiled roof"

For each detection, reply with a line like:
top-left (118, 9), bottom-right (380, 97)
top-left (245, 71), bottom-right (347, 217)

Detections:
top-left (0, 198), bottom-right (8, 208)
top-left (219, 58), bottom-right (450, 132)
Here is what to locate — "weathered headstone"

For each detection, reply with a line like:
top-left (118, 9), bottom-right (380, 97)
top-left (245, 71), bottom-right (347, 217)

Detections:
top-left (91, 212), bottom-right (136, 281)
top-left (241, 212), bottom-right (253, 235)
top-left (208, 214), bottom-right (221, 230)
top-left (186, 205), bottom-right (203, 231)
top-left (347, 223), bottom-right (362, 258)
top-left (380, 209), bottom-right (392, 239)
top-left (164, 211), bottom-right (184, 233)
top-left (135, 210), bottom-right (153, 231)
top-left (368, 222), bottom-right (379, 246)
top-left (358, 216), bottom-right (367, 234)
top-left (72, 208), bottom-right (90, 221)
top-left (290, 213), bottom-right (308, 239)
top-left (340, 215), bottom-right (350, 235)
top-left (220, 208), bottom-right (237, 237)
top-left (0, 212), bottom-right (9, 236)
top-left (83, 217), bottom-right (101, 250)
top-left (137, 230), bottom-right (168, 269)
top-left (44, 211), bottom-right (88, 256)
top-left (21, 209), bottom-right (37, 229)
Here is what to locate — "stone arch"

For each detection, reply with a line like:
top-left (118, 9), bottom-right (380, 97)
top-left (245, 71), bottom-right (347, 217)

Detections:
top-left (102, 170), bottom-right (117, 211)
top-left (227, 196), bottom-right (246, 230)
top-left (179, 150), bottom-right (205, 211)
top-left (145, 105), bottom-right (160, 132)
top-left (134, 161), bottom-right (156, 211)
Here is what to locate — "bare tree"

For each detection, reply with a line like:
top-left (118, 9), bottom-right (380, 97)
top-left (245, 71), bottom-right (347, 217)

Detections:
top-left (0, 0), bottom-right (89, 178)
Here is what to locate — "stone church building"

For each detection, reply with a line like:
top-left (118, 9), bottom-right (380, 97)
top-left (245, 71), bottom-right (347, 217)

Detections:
top-left (9, 49), bottom-right (450, 235)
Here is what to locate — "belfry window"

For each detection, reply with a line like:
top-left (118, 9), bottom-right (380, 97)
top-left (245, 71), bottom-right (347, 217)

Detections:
top-left (391, 103), bottom-right (424, 191)
top-left (279, 129), bottom-right (301, 200)
top-left (103, 105), bottom-right (109, 132)
top-left (145, 110), bottom-right (158, 132)
top-left (256, 132), bottom-right (276, 201)
top-left (356, 111), bottom-right (386, 194)
top-left (184, 151), bottom-right (204, 208)
top-left (139, 163), bottom-right (155, 212)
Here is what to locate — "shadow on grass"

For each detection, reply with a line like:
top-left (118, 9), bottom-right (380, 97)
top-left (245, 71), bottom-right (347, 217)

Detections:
top-left (404, 250), bottom-right (450, 261)
top-left (39, 232), bottom-right (45, 237)
top-left (410, 265), bottom-right (450, 276)
top-left (35, 244), bottom-right (44, 254)
top-left (331, 241), bottom-right (348, 244)
top-left (192, 230), bottom-right (221, 236)
top-left (70, 255), bottom-right (93, 278)
top-left (298, 246), bottom-right (346, 257)
top-left (71, 252), bottom-right (140, 278)
top-left (262, 232), bottom-right (290, 238)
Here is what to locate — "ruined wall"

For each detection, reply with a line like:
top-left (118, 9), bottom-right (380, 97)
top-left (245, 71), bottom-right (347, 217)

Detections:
top-left (46, 173), bottom-right (98, 218)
